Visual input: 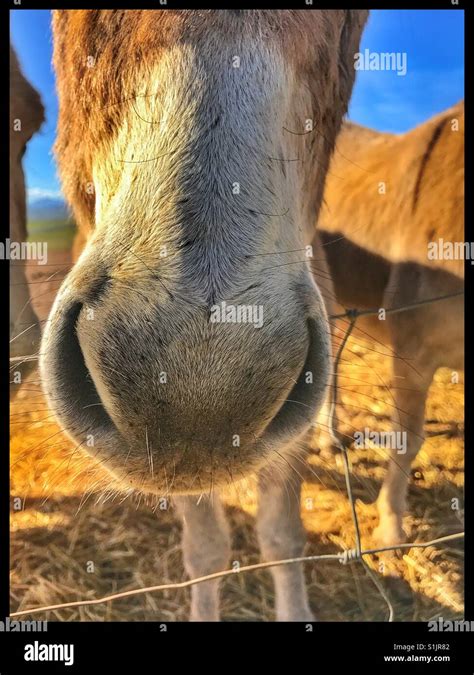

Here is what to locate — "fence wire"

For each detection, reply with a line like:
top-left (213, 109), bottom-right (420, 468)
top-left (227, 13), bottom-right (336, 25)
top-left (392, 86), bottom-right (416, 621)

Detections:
top-left (9, 290), bottom-right (465, 621)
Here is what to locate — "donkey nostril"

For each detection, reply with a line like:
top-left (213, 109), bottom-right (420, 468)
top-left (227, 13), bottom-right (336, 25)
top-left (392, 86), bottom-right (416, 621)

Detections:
top-left (40, 299), bottom-right (117, 441)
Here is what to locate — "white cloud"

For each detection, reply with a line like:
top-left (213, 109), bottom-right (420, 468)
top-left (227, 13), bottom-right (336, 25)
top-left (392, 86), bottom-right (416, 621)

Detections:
top-left (27, 187), bottom-right (63, 200)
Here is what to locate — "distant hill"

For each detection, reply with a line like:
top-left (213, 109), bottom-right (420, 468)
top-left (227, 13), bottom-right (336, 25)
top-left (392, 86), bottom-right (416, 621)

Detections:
top-left (27, 197), bottom-right (72, 225)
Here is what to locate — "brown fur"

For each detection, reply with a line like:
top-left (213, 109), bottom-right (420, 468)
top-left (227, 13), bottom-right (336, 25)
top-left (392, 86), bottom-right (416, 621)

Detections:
top-left (53, 10), bottom-right (366, 242)
top-left (319, 102), bottom-right (464, 278)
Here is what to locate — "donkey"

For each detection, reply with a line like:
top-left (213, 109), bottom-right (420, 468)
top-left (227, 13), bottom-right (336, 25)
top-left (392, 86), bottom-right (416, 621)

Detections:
top-left (317, 102), bottom-right (464, 548)
top-left (10, 45), bottom-right (44, 361)
top-left (39, 9), bottom-right (368, 621)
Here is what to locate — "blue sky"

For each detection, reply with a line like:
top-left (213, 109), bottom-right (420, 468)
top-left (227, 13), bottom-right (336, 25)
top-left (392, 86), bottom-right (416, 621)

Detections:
top-left (10, 9), bottom-right (464, 207)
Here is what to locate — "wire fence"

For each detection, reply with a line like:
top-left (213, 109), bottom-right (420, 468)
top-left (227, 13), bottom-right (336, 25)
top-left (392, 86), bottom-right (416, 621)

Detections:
top-left (9, 290), bottom-right (465, 621)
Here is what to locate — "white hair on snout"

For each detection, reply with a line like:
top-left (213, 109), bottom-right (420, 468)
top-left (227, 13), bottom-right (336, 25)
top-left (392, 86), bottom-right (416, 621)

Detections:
top-left (47, 35), bottom-right (331, 492)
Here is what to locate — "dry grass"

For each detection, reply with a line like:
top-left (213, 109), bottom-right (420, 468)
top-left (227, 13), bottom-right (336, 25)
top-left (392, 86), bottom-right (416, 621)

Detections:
top-left (10, 255), bottom-right (464, 622)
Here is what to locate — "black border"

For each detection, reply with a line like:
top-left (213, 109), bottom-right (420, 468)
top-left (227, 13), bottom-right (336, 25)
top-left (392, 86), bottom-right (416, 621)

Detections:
top-left (2, 2), bottom-right (471, 671)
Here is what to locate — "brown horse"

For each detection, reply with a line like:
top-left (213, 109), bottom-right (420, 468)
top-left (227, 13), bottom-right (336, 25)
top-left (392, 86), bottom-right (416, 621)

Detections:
top-left (318, 102), bottom-right (464, 548)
